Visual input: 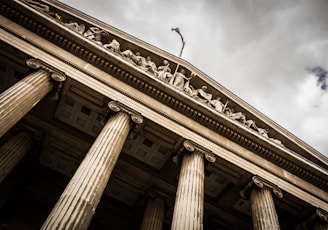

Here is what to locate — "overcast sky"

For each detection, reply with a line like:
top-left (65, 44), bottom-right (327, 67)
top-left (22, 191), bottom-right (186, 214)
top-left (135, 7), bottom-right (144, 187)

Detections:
top-left (59, 0), bottom-right (328, 157)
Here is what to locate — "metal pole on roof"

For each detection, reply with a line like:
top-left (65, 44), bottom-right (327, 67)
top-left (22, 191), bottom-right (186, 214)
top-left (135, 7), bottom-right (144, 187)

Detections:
top-left (171, 27), bottom-right (185, 58)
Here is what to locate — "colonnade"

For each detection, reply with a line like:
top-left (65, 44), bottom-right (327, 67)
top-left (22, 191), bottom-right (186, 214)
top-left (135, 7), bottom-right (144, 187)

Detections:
top-left (0, 59), bottom-right (327, 229)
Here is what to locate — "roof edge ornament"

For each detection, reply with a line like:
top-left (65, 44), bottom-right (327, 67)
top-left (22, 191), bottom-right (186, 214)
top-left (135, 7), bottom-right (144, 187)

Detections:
top-left (22, 0), bottom-right (285, 148)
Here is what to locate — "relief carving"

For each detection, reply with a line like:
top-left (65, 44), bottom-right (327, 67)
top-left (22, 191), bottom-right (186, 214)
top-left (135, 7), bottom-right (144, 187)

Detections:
top-left (170, 69), bottom-right (188, 90)
top-left (64, 22), bottom-right (85, 34)
top-left (157, 60), bottom-right (172, 83)
top-left (25, 0), bottom-right (284, 147)
top-left (193, 86), bottom-right (212, 104)
top-left (103, 39), bottom-right (120, 53)
top-left (209, 97), bottom-right (226, 113)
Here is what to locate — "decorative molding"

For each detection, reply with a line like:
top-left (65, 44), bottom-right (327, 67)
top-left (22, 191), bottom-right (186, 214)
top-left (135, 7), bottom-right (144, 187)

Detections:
top-left (303, 208), bottom-right (328, 228)
top-left (20, 0), bottom-right (284, 147)
top-left (240, 175), bottom-right (283, 200)
top-left (173, 140), bottom-right (216, 165)
top-left (108, 101), bottom-right (143, 124)
top-left (26, 58), bottom-right (66, 82)
top-left (26, 58), bottom-right (66, 100)
top-left (1, 1), bottom-right (327, 191)
top-left (184, 140), bottom-right (216, 163)
top-left (316, 209), bottom-right (328, 222)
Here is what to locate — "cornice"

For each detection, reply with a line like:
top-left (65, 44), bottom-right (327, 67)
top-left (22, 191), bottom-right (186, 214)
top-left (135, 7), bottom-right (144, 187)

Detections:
top-left (44, 0), bottom-right (328, 168)
top-left (1, 0), bottom-right (327, 192)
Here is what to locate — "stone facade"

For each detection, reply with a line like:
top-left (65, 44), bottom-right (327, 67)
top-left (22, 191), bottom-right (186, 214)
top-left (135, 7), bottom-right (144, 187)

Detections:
top-left (0, 0), bottom-right (327, 229)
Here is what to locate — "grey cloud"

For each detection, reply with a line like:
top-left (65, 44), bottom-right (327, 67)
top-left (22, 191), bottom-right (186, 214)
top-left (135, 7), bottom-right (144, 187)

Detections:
top-left (60, 0), bottom-right (328, 155)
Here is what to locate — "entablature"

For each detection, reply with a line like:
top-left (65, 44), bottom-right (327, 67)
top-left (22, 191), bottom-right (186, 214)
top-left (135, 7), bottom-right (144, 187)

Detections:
top-left (1, 0), bottom-right (327, 196)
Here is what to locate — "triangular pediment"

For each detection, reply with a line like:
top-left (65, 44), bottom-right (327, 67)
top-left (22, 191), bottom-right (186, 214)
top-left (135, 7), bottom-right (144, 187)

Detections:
top-left (1, 0), bottom-right (327, 198)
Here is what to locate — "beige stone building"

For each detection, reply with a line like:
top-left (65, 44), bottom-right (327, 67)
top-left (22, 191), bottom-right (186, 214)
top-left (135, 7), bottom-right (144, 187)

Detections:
top-left (0, 0), bottom-right (327, 229)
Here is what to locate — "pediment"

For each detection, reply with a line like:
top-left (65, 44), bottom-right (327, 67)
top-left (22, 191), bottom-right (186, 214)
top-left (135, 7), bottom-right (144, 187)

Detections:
top-left (1, 0), bottom-right (327, 191)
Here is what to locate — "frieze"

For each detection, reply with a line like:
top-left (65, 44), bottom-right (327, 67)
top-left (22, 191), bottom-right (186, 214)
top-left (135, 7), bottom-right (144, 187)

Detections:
top-left (2, 0), bottom-right (326, 190)
top-left (21, 0), bottom-right (284, 148)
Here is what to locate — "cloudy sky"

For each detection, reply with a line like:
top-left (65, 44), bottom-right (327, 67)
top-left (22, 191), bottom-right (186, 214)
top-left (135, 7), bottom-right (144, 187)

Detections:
top-left (59, 0), bottom-right (328, 157)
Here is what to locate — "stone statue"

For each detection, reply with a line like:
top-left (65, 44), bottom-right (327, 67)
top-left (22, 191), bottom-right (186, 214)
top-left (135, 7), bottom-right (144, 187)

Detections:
top-left (258, 128), bottom-right (269, 138)
top-left (194, 86), bottom-right (212, 104)
top-left (26, 0), bottom-right (62, 21)
top-left (242, 118), bottom-right (259, 131)
top-left (183, 80), bottom-right (196, 96)
top-left (103, 39), bottom-right (120, 53)
top-left (157, 60), bottom-right (172, 83)
top-left (26, 0), bottom-right (50, 12)
top-left (170, 69), bottom-right (189, 90)
top-left (64, 22), bottom-right (85, 34)
top-left (84, 27), bottom-right (102, 44)
top-left (134, 52), bottom-right (148, 68)
top-left (225, 108), bottom-right (246, 121)
top-left (83, 27), bottom-right (109, 45)
top-left (210, 97), bottom-right (225, 113)
top-left (121, 49), bottom-right (137, 64)
top-left (145, 56), bottom-right (158, 74)
top-left (270, 138), bottom-right (284, 146)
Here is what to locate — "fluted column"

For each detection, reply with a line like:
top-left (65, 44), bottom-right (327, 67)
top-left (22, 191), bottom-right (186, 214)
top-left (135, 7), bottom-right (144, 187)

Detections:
top-left (241, 176), bottom-right (283, 230)
top-left (171, 140), bottom-right (215, 230)
top-left (41, 101), bottom-right (143, 230)
top-left (0, 132), bottom-right (32, 183)
top-left (140, 196), bottom-right (165, 230)
top-left (0, 58), bottom-right (65, 137)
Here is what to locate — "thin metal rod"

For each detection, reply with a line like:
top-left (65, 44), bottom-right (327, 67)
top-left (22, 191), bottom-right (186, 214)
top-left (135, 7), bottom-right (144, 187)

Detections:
top-left (171, 27), bottom-right (185, 57)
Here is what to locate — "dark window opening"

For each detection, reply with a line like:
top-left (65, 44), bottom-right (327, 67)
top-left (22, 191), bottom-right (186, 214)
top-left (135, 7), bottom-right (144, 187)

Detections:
top-left (143, 138), bottom-right (153, 147)
top-left (81, 106), bottom-right (92, 115)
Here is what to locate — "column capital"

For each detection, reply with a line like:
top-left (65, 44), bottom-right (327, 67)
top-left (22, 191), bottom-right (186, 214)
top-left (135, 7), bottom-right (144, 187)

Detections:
top-left (26, 58), bottom-right (66, 82)
top-left (26, 58), bottom-right (66, 100)
top-left (173, 140), bottom-right (216, 165)
top-left (240, 175), bottom-right (283, 199)
top-left (316, 209), bottom-right (328, 222)
top-left (108, 101), bottom-right (143, 124)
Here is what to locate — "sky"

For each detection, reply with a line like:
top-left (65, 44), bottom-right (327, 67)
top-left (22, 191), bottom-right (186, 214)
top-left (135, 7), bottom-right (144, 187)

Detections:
top-left (59, 0), bottom-right (328, 157)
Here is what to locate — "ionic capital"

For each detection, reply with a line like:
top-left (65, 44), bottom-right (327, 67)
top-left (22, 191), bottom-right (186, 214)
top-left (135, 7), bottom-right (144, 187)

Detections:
top-left (316, 209), bottom-right (328, 222)
top-left (173, 140), bottom-right (216, 165)
top-left (108, 101), bottom-right (143, 124)
top-left (26, 58), bottom-right (66, 100)
top-left (26, 58), bottom-right (66, 82)
top-left (240, 175), bottom-right (283, 199)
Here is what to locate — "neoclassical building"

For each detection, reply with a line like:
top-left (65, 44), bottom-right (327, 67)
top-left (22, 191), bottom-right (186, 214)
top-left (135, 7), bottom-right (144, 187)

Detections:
top-left (0, 0), bottom-right (327, 229)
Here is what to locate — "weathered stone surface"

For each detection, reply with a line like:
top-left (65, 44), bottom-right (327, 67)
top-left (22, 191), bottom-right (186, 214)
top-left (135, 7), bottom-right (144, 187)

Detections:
top-left (171, 151), bottom-right (204, 230)
top-left (140, 197), bottom-right (165, 230)
top-left (0, 132), bottom-right (32, 183)
top-left (0, 69), bottom-right (53, 137)
top-left (41, 112), bottom-right (131, 230)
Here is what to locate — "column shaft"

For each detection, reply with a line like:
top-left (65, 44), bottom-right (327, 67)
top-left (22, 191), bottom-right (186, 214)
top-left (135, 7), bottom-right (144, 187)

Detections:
top-left (140, 197), bottom-right (165, 230)
top-left (0, 70), bottom-right (53, 137)
top-left (250, 187), bottom-right (280, 230)
top-left (171, 152), bottom-right (204, 230)
top-left (0, 132), bottom-right (32, 183)
top-left (41, 112), bottom-right (131, 230)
